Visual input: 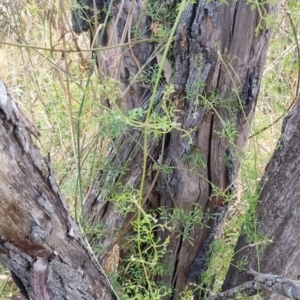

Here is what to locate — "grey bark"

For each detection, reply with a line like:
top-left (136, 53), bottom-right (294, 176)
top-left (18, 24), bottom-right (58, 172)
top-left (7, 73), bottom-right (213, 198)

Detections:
top-left (0, 81), bottom-right (113, 299)
top-left (76, 0), bottom-right (279, 298)
top-left (211, 269), bottom-right (300, 300)
top-left (223, 92), bottom-right (300, 299)
top-left (0, 0), bottom-right (286, 299)
top-left (0, 0), bottom-right (284, 299)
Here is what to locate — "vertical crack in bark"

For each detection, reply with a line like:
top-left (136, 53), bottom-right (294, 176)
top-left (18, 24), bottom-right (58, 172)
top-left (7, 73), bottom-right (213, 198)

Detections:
top-left (231, 1), bottom-right (239, 40)
top-left (187, 112), bottom-right (215, 285)
top-left (170, 234), bottom-right (184, 300)
top-left (189, 2), bottom-right (198, 35)
top-left (100, 201), bottom-right (110, 219)
top-left (207, 114), bottom-right (214, 197)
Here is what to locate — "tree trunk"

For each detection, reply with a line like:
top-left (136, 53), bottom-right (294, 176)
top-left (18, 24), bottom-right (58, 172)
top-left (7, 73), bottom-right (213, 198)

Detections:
top-left (0, 81), bottom-right (112, 299)
top-left (222, 93), bottom-right (300, 300)
top-left (78, 0), bottom-right (279, 297)
top-left (0, 0), bottom-right (281, 298)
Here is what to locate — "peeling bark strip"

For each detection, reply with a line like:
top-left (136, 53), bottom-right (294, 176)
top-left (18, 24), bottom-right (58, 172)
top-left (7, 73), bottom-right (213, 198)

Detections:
top-left (76, 0), bottom-right (279, 298)
top-left (210, 269), bottom-right (300, 300)
top-left (0, 80), bottom-right (112, 299)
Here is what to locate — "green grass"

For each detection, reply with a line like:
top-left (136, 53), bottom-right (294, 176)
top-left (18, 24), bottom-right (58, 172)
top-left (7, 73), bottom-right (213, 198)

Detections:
top-left (0, 266), bottom-right (19, 299)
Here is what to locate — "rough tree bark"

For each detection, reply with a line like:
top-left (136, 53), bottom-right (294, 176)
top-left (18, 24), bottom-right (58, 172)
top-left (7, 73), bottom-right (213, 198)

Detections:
top-left (222, 93), bottom-right (300, 300)
top-left (0, 81), bottom-right (113, 299)
top-left (72, 0), bottom-right (279, 298)
top-left (211, 269), bottom-right (300, 299)
top-left (0, 0), bottom-right (281, 299)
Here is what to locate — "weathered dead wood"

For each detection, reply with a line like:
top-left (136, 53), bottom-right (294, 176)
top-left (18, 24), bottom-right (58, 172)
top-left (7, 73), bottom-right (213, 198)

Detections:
top-left (222, 92), bottom-right (300, 300)
top-left (210, 269), bottom-right (300, 300)
top-left (78, 0), bottom-right (279, 298)
top-left (0, 80), bottom-right (113, 299)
